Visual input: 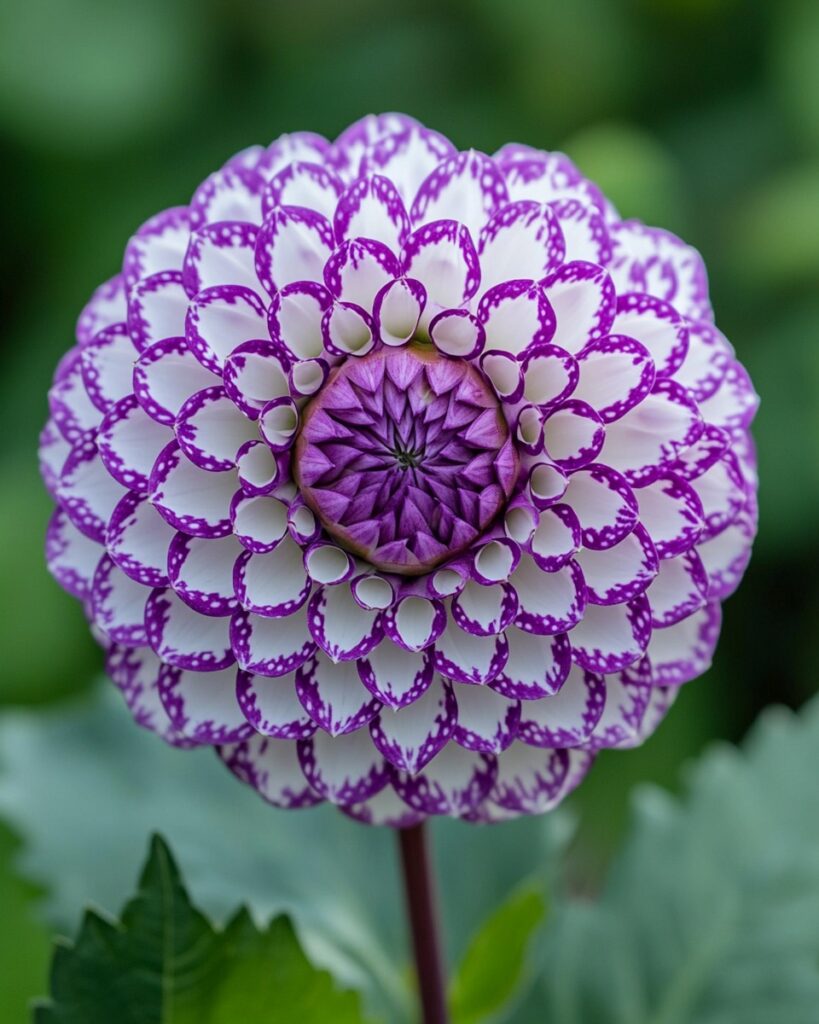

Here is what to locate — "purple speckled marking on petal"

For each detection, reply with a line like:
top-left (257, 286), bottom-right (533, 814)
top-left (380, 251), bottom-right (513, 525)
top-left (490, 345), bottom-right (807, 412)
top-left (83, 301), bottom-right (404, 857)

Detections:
top-left (218, 735), bottom-right (323, 809)
top-left (107, 645), bottom-right (197, 747)
top-left (40, 419), bottom-right (71, 499)
top-left (581, 660), bottom-right (654, 751)
top-left (527, 503), bottom-right (581, 573)
top-left (382, 595), bottom-right (446, 653)
top-left (542, 399), bottom-right (605, 471)
top-left (489, 746), bottom-right (580, 816)
top-left (90, 554), bottom-right (150, 646)
top-left (295, 653), bottom-right (382, 736)
top-left (370, 677), bottom-right (456, 772)
top-left (357, 118), bottom-right (456, 203)
top-left (401, 220), bottom-right (481, 329)
top-left (324, 237), bottom-right (401, 310)
top-left (259, 131), bottom-right (332, 180)
top-left (451, 581), bottom-right (518, 637)
top-left (106, 491), bottom-right (174, 587)
top-left (520, 342), bottom-right (579, 411)
top-left (267, 279), bottom-right (332, 361)
top-left (357, 643), bottom-right (434, 709)
top-left (341, 786), bottom-right (425, 829)
top-left (222, 339), bottom-right (291, 420)
top-left (647, 549), bottom-right (709, 628)
top-left (433, 620), bottom-right (509, 685)
top-left (175, 385), bottom-right (256, 471)
top-left (189, 165), bottom-right (265, 231)
top-left (489, 627), bottom-right (572, 700)
top-left (57, 435), bottom-right (127, 542)
top-left (635, 471), bottom-right (704, 558)
top-left (429, 309), bottom-right (486, 361)
top-left (613, 292), bottom-right (689, 379)
top-left (80, 322), bottom-right (138, 413)
top-left (123, 207), bottom-right (191, 293)
top-left (234, 541), bottom-right (312, 618)
top-left (549, 197), bottom-right (612, 265)
top-left (230, 492), bottom-right (289, 553)
top-left (48, 348), bottom-right (102, 443)
top-left (510, 557), bottom-right (586, 636)
top-left (254, 205), bottom-right (335, 297)
top-left (133, 336), bottom-right (221, 426)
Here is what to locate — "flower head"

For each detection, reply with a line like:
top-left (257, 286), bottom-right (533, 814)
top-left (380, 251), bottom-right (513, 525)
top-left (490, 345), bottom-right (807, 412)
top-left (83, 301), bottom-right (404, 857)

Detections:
top-left (41, 114), bottom-right (758, 825)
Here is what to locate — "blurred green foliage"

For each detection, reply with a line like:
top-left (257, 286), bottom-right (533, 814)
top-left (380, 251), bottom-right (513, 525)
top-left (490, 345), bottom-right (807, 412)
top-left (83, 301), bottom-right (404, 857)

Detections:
top-left (0, 0), bottom-right (816, 1018)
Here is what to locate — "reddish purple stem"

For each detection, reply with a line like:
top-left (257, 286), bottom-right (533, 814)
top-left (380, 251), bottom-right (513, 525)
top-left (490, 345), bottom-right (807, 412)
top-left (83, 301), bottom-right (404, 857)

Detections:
top-left (398, 822), bottom-right (449, 1024)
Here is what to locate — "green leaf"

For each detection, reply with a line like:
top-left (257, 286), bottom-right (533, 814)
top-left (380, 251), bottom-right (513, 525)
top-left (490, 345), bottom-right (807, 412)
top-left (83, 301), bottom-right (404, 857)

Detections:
top-left (0, 686), bottom-right (567, 1024)
top-left (449, 886), bottom-right (546, 1024)
top-left (0, 823), bottom-right (50, 1023)
top-left (35, 835), bottom-right (370, 1024)
top-left (537, 697), bottom-right (819, 1023)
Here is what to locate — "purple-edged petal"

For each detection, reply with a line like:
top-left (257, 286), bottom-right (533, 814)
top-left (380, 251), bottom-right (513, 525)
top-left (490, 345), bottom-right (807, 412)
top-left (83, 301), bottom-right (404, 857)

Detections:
top-left (542, 400), bottom-right (604, 470)
top-left (401, 220), bottom-right (480, 332)
top-left (698, 359), bottom-right (759, 436)
top-left (453, 684), bottom-right (520, 753)
top-left (489, 627), bottom-right (571, 700)
top-left (231, 606), bottom-right (315, 678)
top-left (451, 581), bottom-right (518, 637)
top-left (175, 386), bottom-right (256, 471)
top-left (411, 150), bottom-right (508, 240)
top-left (341, 786), bottom-right (424, 829)
top-left (127, 271), bottom-right (189, 352)
top-left (186, 284), bottom-right (268, 373)
top-left (159, 664), bottom-right (252, 743)
top-left (255, 206), bottom-right (335, 296)
top-left (149, 442), bottom-right (234, 538)
top-left (570, 595), bottom-right (652, 673)
top-left (231, 493), bottom-right (289, 553)
top-left (76, 275), bottom-right (127, 347)
top-left (373, 276), bottom-right (425, 347)
top-left (510, 557), bottom-right (585, 635)
top-left (324, 237), bottom-right (401, 312)
top-left (236, 669), bottom-right (316, 739)
top-left (219, 735), bottom-right (322, 809)
top-left (91, 554), bottom-right (150, 645)
top-left (478, 201), bottom-right (564, 292)
top-left (575, 524), bottom-right (658, 605)
top-left (133, 336), bottom-right (220, 426)
top-left (690, 452), bottom-right (746, 539)
top-left (432, 620), bottom-right (509, 684)
top-left (429, 309), bottom-right (485, 360)
top-left (46, 506), bottom-right (103, 601)
top-left (612, 292), bottom-right (689, 379)
top-left (644, 601), bottom-right (722, 686)
top-left (98, 395), bottom-right (173, 492)
top-left (48, 350), bottom-right (102, 443)
top-left (262, 160), bottom-right (343, 221)
top-left (334, 173), bottom-right (410, 251)
top-left (267, 280), bottom-right (331, 361)
top-left (182, 221), bottom-right (261, 296)
top-left (189, 165), bottom-right (264, 230)
top-left (57, 437), bottom-right (127, 542)
top-left (167, 533), bottom-right (241, 616)
top-left (123, 209), bottom-right (190, 293)
top-left (236, 440), bottom-right (284, 495)
top-left (562, 463), bottom-right (638, 550)
top-left (599, 380), bottom-right (703, 487)
top-left (635, 472), bottom-right (704, 558)
top-left (517, 664), bottom-right (606, 747)
top-left (297, 729), bottom-right (389, 805)
top-left (321, 300), bottom-right (375, 357)
top-left (370, 677), bottom-right (455, 772)
top-left (472, 539), bottom-right (520, 586)
top-left (527, 504), bottom-right (580, 572)
top-left (573, 334), bottom-right (656, 423)
top-left (358, 119), bottom-right (456, 203)
top-left (260, 131), bottom-right (332, 179)
top-left (80, 323), bottom-right (138, 413)
top-left (296, 652), bottom-right (382, 736)
top-left (490, 746), bottom-right (587, 816)
top-left (646, 550), bottom-right (709, 627)
top-left (527, 461), bottom-right (569, 510)
top-left (392, 745), bottom-right (497, 816)
top-left (145, 587), bottom-right (234, 671)
top-left (234, 539), bottom-right (311, 617)
top-left (304, 542), bottom-right (355, 586)
top-left (696, 505), bottom-right (756, 601)
top-left (477, 279), bottom-right (555, 358)
top-left (307, 584), bottom-right (382, 661)
top-left (106, 492), bottom-right (173, 587)
top-left (549, 197), bottom-right (612, 264)
top-left (357, 642), bottom-right (434, 709)
top-left (223, 340), bottom-right (291, 419)
top-left (673, 320), bottom-right (733, 402)
top-left (582, 666), bottom-right (653, 751)
top-left (39, 420), bottom-right (70, 498)
top-left (382, 596), bottom-right (446, 653)
top-left (542, 261), bottom-right (616, 354)
top-left (521, 344), bottom-right (578, 410)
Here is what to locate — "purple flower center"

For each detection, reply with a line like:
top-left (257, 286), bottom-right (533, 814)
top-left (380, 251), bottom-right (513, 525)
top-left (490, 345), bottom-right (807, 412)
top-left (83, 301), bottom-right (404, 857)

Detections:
top-left (293, 344), bottom-right (519, 575)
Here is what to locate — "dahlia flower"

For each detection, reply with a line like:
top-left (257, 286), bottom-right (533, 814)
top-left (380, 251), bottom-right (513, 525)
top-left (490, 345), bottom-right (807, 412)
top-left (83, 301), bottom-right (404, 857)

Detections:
top-left (41, 113), bottom-right (758, 825)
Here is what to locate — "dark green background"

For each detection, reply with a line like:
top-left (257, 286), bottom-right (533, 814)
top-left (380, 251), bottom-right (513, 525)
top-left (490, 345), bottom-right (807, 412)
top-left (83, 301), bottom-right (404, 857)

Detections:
top-left (0, 0), bottom-right (817, 1013)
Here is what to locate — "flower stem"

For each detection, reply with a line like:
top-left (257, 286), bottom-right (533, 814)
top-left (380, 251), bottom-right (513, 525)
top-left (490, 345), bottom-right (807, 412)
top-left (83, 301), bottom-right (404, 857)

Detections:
top-left (398, 822), bottom-right (449, 1024)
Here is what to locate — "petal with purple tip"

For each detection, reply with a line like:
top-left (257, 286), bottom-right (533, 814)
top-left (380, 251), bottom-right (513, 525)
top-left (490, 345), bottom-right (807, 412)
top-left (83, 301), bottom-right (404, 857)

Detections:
top-left (159, 664), bottom-right (252, 744)
top-left (478, 201), bottom-right (564, 292)
top-left (230, 606), bottom-right (315, 678)
top-left (489, 627), bottom-right (571, 700)
top-left (453, 684), bottom-right (520, 753)
top-left (297, 730), bottom-right (389, 805)
top-left (145, 588), bottom-right (234, 672)
top-left (219, 736), bottom-right (322, 809)
top-left (255, 206), bottom-right (335, 296)
top-left (570, 595), bottom-right (652, 673)
top-left (234, 539), bottom-right (311, 618)
top-left (307, 584), bottom-right (382, 661)
top-left (370, 677), bottom-right (456, 772)
top-left (517, 664), bottom-right (605, 747)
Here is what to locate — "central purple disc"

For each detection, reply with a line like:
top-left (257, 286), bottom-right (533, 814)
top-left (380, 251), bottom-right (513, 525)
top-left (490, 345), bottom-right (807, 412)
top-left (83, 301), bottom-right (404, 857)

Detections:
top-left (293, 344), bottom-right (519, 575)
